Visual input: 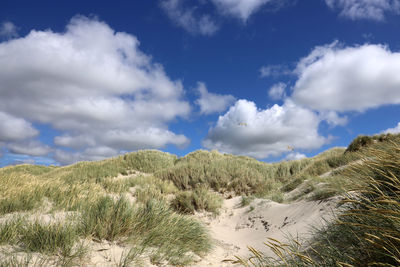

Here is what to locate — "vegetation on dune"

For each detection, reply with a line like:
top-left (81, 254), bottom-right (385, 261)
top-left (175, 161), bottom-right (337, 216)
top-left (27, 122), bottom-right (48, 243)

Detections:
top-left (0, 150), bottom-right (209, 266)
top-left (154, 147), bottom-right (360, 203)
top-left (233, 136), bottom-right (400, 266)
top-left (171, 186), bottom-right (222, 214)
top-left (79, 196), bottom-right (212, 265)
top-left (1, 134), bottom-right (399, 266)
top-left (345, 132), bottom-right (400, 153)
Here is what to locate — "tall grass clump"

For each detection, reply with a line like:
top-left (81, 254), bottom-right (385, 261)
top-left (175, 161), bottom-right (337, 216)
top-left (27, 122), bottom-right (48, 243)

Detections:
top-left (345, 133), bottom-right (400, 153)
top-left (0, 216), bottom-right (85, 265)
top-left (131, 200), bottom-right (212, 265)
top-left (233, 140), bottom-right (400, 266)
top-left (20, 220), bottom-right (80, 255)
top-left (79, 196), bottom-right (212, 265)
top-left (122, 150), bottom-right (177, 173)
top-left (79, 196), bottom-right (136, 241)
top-left (0, 217), bottom-right (24, 244)
top-left (0, 190), bottom-right (44, 215)
top-left (0, 172), bottom-right (47, 214)
top-left (171, 186), bottom-right (222, 214)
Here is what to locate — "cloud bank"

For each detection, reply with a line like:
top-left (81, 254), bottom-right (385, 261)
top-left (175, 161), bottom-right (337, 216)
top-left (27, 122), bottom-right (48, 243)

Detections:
top-left (205, 41), bottom-right (400, 159)
top-left (203, 99), bottom-right (327, 159)
top-left (0, 16), bottom-right (191, 164)
top-left (292, 42), bottom-right (400, 112)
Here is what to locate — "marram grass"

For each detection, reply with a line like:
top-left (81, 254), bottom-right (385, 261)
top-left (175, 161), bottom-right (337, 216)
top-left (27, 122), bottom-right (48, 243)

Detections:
top-left (233, 139), bottom-right (400, 266)
top-left (0, 137), bottom-right (394, 266)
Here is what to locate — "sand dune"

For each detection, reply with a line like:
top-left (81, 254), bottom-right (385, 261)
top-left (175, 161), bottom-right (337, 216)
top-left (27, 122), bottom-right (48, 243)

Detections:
top-left (194, 196), bottom-right (339, 266)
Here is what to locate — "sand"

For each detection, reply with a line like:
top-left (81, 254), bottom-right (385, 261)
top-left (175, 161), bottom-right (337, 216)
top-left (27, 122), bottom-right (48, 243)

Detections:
top-left (193, 196), bottom-right (339, 266)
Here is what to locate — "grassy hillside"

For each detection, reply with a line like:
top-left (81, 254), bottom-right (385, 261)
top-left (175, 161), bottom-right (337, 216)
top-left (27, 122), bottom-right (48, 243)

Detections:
top-left (0, 133), bottom-right (398, 266)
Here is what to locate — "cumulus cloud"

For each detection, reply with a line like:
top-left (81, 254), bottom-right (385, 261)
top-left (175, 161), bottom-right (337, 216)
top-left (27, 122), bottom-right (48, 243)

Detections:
top-left (195, 82), bottom-right (236, 114)
top-left (0, 16), bottom-right (191, 164)
top-left (54, 146), bottom-right (119, 164)
top-left (210, 0), bottom-right (286, 21)
top-left (268, 82), bottom-right (287, 100)
top-left (160, 0), bottom-right (218, 35)
top-left (319, 111), bottom-right (348, 126)
top-left (0, 21), bottom-right (18, 38)
top-left (0, 112), bottom-right (38, 142)
top-left (259, 64), bottom-right (291, 77)
top-left (292, 42), bottom-right (400, 112)
top-left (7, 141), bottom-right (52, 157)
top-left (325, 0), bottom-right (400, 21)
top-left (203, 99), bottom-right (327, 159)
top-left (382, 122), bottom-right (400, 134)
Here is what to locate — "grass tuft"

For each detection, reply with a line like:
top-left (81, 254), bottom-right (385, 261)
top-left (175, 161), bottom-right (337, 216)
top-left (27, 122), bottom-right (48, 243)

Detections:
top-left (171, 187), bottom-right (222, 214)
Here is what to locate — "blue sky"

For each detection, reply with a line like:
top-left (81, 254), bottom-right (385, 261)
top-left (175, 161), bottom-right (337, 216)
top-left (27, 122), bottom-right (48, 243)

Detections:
top-left (1, 0), bottom-right (400, 166)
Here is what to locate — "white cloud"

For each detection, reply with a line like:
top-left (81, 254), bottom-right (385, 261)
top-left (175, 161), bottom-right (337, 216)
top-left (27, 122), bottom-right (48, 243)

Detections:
top-left (325, 0), bottom-right (400, 21)
top-left (7, 140), bottom-right (52, 157)
top-left (259, 64), bottom-right (291, 77)
top-left (319, 111), bottom-right (348, 126)
top-left (0, 112), bottom-right (38, 142)
top-left (195, 82), bottom-right (236, 114)
top-left (203, 99), bottom-right (327, 159)
top-left (54, 146), bottom-right (119, 164)
top-left (268, 82), bottom-right (286, 100)
top-left (0, 16), bottom-right (191, 164)
top-left (0, 21), bottom-right (18, 38)
top-left (160, 0), bottom-right (218, 35)
top-left (210, 0), bottom-right (284, 21)
top-left (382, 122), bottom-right (400, 134)
top-left (285, 152), bottom-right (307, 161)
top-left (292, 42), bottom-right (400, 112)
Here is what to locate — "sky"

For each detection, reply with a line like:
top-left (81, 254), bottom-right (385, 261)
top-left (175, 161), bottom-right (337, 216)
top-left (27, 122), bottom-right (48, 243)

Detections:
top-left (1, 0), bottom-right (400, 166)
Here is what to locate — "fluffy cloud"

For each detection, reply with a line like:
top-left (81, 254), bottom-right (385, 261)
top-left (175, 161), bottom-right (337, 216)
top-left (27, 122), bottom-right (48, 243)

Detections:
top-left (319, 111), bottom-right (348, 126)
top-left (325, 0), bottom-right (400, 21)
top-left (382, 122), bottom-right (400, 134)
top-left (7, 141), bottom-right (52, 157)
top-left (0, 16), bottom-right (191, 164)
top-left (0, 112), bottom-right (38, 142)
top-left (210, 0), bottom-right (283, 21)
top-left (268, 82), bottom-right (287, 100)
top-left (160, 0), bottom-right (218, 35)
top-left (203, 99), bottom-right (327, 159)
top-left (195, 82), bottom-right (236, 114)
top-left (292, 42), bottom-right (400, 112)
top-left (204, 41), bottom-right (400, 159)
top-left (0, 21), bottom-right (18, 38)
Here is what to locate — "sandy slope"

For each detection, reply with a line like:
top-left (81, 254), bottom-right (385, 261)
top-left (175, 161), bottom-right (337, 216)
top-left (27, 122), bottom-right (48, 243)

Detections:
top-left (193, 196), bottom-right (339, 266)
top-left (48, 196), bottom-right (339, 266)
